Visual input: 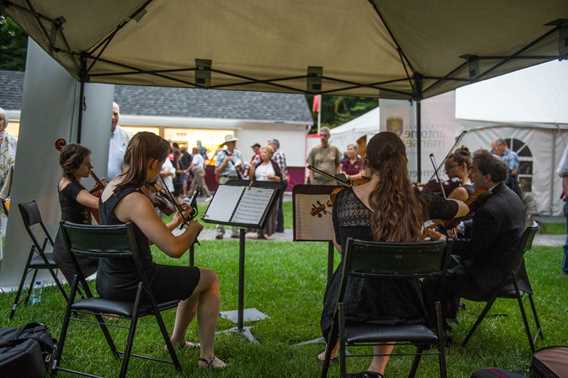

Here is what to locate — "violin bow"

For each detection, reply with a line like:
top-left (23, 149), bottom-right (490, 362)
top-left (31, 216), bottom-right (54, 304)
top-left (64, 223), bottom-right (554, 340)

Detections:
top-left (158, 176), bottom-right (192, 226)
top-left (428, 129), bottom-right (468, 182)
top-left (429, 153), bottom-right (447, 199)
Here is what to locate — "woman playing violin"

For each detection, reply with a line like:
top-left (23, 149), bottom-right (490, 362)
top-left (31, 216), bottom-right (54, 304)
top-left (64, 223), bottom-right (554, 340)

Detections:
top-left (319, 132), bottom-right (467, 376)
top-left (54, 144), bottom-right (100, 284)
top-left (99, 132), bottom-right (225, 369)
top-left (444, 146), bottom-right (474, 201)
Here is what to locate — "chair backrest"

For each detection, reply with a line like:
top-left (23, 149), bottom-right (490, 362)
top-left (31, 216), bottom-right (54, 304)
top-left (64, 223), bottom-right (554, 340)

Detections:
top-left (18, 200), bottom-right (53, 249)
top-left (519, 221), bottom-right (539, 256)
top-left (60, 221), bottom-right (135, 260)
top-left (343, 238), bottom-right (448, 279)
top-left (19, 201), bottom-right (43, 227)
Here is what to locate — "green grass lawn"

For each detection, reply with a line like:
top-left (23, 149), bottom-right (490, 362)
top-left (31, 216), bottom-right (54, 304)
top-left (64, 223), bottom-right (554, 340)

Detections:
top-left (2, 243), bottom-right (567, 377)
top-left (539, 222), bottom-right (566, 235)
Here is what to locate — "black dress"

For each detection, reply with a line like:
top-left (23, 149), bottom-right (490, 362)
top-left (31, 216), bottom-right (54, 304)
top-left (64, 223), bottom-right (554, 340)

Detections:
top-left (54, 180), bottom-right (98, 283)
top-left (97, 184), bottom-right (200, 303)
top-left (320, 188), bottom-right (459, 341)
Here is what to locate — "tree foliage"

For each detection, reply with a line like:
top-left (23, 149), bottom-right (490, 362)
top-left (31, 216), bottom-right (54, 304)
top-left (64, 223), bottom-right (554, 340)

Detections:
top-left (0, 16), bottom-right (27, 71)
top-left (306, 95), bottom-right (378, 133)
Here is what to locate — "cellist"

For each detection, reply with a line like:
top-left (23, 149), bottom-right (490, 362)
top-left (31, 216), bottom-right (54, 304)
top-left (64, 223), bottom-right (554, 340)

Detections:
top-left (54, 143), bottom-right (100, 284)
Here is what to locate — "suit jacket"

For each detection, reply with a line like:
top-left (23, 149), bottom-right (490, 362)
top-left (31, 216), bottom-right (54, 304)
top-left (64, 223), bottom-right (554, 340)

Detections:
top-left (464, 182), bottom-right (525, 294)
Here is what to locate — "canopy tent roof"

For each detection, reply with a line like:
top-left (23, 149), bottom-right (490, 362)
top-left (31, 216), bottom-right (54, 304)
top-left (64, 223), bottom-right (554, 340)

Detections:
top-left (330, 107), bottom-right (380, 151)
top-left (4, 0), bottom-right (568, 99)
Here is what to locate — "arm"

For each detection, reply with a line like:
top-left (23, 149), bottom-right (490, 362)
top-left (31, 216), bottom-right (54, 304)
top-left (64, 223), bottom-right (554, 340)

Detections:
top-left (115, 192), bottom-right (202, 258)
top-left (75, 190), bottom-right (100, 210)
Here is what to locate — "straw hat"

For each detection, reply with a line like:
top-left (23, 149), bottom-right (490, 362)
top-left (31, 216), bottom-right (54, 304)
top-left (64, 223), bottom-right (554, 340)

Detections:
top-left (220, 134), bottom-right (238, 146)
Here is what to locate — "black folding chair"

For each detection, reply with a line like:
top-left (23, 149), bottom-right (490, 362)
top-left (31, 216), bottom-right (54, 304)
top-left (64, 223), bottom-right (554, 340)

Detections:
top-left (9, 201), bottom-right (69, 319)
top-left (321, 239), bottom-right (448, 378)
top-left (52, 222), bottom-right (182, 378)
top-left (461, 222), bottom-right (543, 353)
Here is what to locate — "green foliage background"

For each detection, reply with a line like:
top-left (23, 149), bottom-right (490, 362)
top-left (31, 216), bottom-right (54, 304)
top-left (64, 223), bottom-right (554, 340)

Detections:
top-left (0, 16), bottom-right (27, 71)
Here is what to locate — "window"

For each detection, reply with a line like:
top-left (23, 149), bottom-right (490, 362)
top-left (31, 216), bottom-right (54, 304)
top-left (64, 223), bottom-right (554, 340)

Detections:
top-left (504, 138), bottom-right (533, 192)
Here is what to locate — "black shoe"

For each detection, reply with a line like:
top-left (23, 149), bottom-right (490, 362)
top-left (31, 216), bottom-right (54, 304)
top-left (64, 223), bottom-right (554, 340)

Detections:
top-left (347, 372), bottom-right (383, 378)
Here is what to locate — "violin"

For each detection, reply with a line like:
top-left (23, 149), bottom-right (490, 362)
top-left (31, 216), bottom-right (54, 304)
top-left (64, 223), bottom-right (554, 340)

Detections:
top-left (54, 138), bottom-right (106, 223)
top-left (156, 176), bottom-right (198, 226)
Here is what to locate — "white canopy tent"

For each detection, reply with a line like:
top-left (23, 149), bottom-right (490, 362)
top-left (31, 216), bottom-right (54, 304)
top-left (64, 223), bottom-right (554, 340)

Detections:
top-left (458, 120), bottom-right (568, 216)
top-left (330, 107), bottom-right (380, 152)
top-left (4, 0), bottom-right (568, 179)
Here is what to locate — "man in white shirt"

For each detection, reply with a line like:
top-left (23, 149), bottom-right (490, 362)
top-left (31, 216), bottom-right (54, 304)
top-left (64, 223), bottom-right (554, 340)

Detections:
top-left (161, 157), bottom-right (176, 193)
top-left (107, 102), bottom-right (130, 179)
top-left (188, 146), bottom-right (211, 198)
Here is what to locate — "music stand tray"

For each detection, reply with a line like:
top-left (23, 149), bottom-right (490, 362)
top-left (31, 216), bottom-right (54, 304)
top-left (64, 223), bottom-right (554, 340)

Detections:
top-left (202, 180), bottom-right (279, 343)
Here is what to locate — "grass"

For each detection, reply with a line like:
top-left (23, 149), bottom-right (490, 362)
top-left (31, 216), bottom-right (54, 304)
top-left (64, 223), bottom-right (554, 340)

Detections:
top-left (539, 222), bottom-right (566, 235)
top-left (2, 243), bottom-right (568, 377)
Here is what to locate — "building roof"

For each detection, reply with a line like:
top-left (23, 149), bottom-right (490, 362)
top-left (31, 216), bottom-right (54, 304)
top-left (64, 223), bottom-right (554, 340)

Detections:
top-left (0, 70), bottom-right (313, 124)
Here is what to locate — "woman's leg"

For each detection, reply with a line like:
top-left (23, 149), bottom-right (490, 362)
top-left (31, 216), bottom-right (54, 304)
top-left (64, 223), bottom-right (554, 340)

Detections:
top-left (170, 269), bottom-right (221, 359)
top-left (368, 343), bottom-right (394, 374)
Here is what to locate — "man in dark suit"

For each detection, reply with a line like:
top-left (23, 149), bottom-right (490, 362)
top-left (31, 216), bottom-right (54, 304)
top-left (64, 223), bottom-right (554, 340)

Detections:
top-left (451, 149), bottom-right (526, 299)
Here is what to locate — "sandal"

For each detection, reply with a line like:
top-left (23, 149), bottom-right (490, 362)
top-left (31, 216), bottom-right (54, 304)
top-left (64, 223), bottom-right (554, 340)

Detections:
top-left (317, 350), bottom-right (337, 364)
top-left (198, 356), bottom-right (226, 369)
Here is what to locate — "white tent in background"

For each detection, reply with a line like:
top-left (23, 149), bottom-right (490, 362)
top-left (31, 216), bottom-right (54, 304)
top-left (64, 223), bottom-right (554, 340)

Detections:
top-left (330, 107), bottom-right (380, 152)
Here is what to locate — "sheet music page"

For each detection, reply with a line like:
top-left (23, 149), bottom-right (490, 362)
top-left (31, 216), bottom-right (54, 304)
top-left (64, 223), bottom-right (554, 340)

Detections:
top-left (294, 193), bottom-right (334, 241)
top-left (203, 185), bottom-right (244, 223)
top-left (231, 187), bottom-right (274, 226)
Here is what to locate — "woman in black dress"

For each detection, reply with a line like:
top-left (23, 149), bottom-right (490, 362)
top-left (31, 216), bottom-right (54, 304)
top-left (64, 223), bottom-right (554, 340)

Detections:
top-left (98, 132), bottom-right (225, 369)
top-left (54, 144), bottom-right (99, 283)
top-left (444, 146), bottom-right (475, 200)
top-left (320, 132), bottom-right (466, 377)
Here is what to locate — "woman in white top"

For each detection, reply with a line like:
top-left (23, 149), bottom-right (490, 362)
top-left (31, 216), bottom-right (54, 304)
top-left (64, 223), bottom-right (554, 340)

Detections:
top-left (249, 145), bottom-right (282, 238)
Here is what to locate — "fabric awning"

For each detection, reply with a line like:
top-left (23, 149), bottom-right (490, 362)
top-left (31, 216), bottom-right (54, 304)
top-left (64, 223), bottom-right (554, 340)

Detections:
top-left (4, 1), bottom-right (568, 98)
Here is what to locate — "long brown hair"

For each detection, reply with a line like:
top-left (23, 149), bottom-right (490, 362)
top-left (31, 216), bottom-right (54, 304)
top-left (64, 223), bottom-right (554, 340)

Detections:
top-left (367, 132), bottom-right (423, 242)
top-left (115, 132), bottom-right (170, 191)
top-left (59, 143), bottom-right (91, 179)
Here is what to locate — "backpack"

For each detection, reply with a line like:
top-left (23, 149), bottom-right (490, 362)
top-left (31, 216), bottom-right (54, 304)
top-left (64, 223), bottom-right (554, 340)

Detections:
top-left (0, 322), bottom-right (56, 378)
top-left (532, 346), bottom-right (568, 378)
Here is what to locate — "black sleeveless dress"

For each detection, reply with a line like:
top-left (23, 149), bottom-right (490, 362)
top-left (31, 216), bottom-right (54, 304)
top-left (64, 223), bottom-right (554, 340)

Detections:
top-left (97, 185), bottom-right (200, 303)
top-left (54, 180), bottom-right (98, 283)
top-left (320, 188), bottom-right (459, 340)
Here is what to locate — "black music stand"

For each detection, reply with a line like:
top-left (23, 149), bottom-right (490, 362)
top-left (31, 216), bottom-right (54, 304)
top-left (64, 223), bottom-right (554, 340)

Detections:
top-left (292, 184), bottom-right (339, 346)
top-left (202, 179), bottom-right (279, 343)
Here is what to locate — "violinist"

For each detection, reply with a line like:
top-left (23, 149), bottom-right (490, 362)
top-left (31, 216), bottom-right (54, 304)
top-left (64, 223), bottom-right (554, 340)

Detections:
top-left (319, 132), bottom-right (468, 376)
top-left (444, 146), bottom-right (474, 201)
top-left (53, 144), bottom-right (100, 284)
top-left (99, 132), bottom-right (225, 368)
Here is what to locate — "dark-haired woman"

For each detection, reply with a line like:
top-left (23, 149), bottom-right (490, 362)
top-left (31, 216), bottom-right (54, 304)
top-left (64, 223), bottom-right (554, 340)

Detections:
top-left (319, 132), bottom-right (467, 376)
top-left (99, 132), bottom-right (225, 369)
top-left (54, 144), bottom-right (100, 284)
top-left (445, 146), bottom-right (475, 201)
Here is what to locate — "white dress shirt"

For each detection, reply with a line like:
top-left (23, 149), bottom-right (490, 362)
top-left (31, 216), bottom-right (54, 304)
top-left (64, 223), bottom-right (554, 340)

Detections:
top-left (107, 125), bottom-right (130, 179)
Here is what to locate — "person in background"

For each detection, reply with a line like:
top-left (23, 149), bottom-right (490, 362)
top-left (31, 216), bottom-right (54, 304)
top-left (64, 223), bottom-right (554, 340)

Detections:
top-left (160, 148), bottom-right (176, 195)
top-left (107, 102), bottom-right (130, 179)
top-left (0, 107), bottom-right (17, 258)
top-left (172, 148), bottom-right (183, 198)
top-left (493, 138), bottom-right (521, 196)
top-left (214, 135), bottom-right (243, 239)
top-left (189, 146), bottom-right (211, 198)
top-left (249, 145), bottom-right (282, 239)
top-left (53, 144), bottom-right (99, 283)
top-left (268, 138), bottom-right (288, 233)
top-left (307, 127), bottom-right (341, 185)
top-left (340, 144), bottom-right (364, 183)
top-left (196, 140), bottom-right (208, 160)
top-left (178, 147), bottom-right (193, 199)
top-left (243, 143), bottom-right (262, 180)
top-left (557, 143), bottom-right (568, 275)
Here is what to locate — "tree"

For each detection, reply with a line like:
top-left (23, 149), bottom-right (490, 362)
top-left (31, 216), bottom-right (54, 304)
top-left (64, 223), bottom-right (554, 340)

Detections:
top-left (307, 95), bottom-right (378, 133)
top-left (0, 16), bottom-right (27, 71)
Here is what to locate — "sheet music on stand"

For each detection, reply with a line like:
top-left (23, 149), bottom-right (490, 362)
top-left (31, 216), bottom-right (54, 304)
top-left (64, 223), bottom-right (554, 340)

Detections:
top-left (203, 180), bottom-right (279, 228)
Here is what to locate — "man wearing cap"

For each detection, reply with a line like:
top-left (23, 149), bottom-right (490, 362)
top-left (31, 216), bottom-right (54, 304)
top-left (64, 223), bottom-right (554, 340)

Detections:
top-left (268, 138), bottom-right (288, 232)
top-left (214, 135), bottom-right (243, 239)
top-left (108, 102), bottom-right (131, 179)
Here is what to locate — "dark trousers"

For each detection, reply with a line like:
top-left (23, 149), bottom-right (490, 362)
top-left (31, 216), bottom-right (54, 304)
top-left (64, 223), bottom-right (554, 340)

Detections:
top-left (276, 180), bottom-right (287, 232)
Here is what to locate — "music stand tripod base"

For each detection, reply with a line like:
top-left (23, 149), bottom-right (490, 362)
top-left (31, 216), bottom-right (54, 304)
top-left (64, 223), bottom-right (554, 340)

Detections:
top-left (218, 308), bottom-right (268, 344)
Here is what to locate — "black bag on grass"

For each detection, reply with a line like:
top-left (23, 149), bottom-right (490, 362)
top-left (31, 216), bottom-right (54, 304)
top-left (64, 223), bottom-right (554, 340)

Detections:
top-left (532, 346), bottom-right (568, 378)
top-left (0, 322), bottom-right (56, 378)
top-left (471, 368), bottom-right (526, 377)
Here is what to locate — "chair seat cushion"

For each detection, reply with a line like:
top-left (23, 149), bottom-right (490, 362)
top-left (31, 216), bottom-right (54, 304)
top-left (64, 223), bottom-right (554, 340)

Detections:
top-left (30, 253), bottom-right (56, 267)
top-left (345, 323), bottom-right (438, 344)
top-left (71, 297), bottom-right (179, 317)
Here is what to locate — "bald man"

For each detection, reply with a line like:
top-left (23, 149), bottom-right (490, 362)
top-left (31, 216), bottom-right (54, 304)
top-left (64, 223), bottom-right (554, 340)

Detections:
top-left (107, 102), bottom-right (131, 179)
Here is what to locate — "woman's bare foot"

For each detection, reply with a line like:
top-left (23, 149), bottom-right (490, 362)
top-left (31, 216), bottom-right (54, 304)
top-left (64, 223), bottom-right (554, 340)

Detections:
top-left (198, 356), bottom-right (226, 369)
